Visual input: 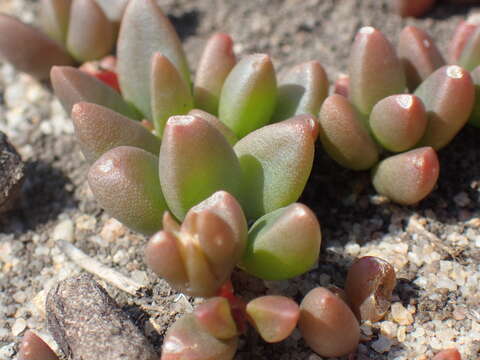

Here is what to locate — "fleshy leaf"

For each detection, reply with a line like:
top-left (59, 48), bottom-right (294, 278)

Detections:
top-left (146, 192), bottom-right (247, 297)
top-left (318, 94), bottom-right (379, 170)
top-left (194, 297), bottom-right (238, 340)
top-left (159, 115), bottom-right (242, 220)
top-left (151, 53), bottom-right (193, 137)
top-left (432, 349), bottom-right (462, 360)
top-left (117, 0), bottom-right (190, 120)
top-left (449, 19), bottom-right (479, 64)
top-left (234, 115), bottom-right (317, 219)
top-left (161, 313), bottom-right (237, 360)
top-left (371, 147), bottom-right (439, 205)
top-left (66, 0), bottom-right (114, 62)
top-left (240, 203), bottom-right (321, 281)
top-left (349, 26), bottom-right (406, 115)
top-left (0, 14), bottom-right (74, 79)
top-left (333, 73), bottom-right (350, 98)
top-left (398, 26), bottom-right (445, 91)
top-left (458, 26), bottom-right (480, 71)
top-left (71, 102), bottom-right (160, 162)
top-left (188, 109), bottom-right (237, 145)
top-left (94, 0), bottom-right (128, 22)
top-left (51, 66), bottom-right (140, 119)
top-left (194, 33), bottom-right (236, 115)
top-left (219, 54), bottom-right (277, 138)
top-left (39, 0), bottom-right (71, 45)
top-left (392, 0), bottom-right (435, 18)
top-left (468, 66), bottom-right (480, 128)
top-left (88, 146), bottom-right (168, 235)
top-left (414, 65), bottom-right (474, 150)
top-left (246, 296), bottom-right (299, 343)
top-left (345, 256), bottom-right (396, 322)
top-left (299, 287), bottom-right (360, 358)
top-left (369, 94), bottom-right (427, 152)
top-left (18, 331), bottom-right (59, 360)
top-left (272, 61), bottom-right (328, 122)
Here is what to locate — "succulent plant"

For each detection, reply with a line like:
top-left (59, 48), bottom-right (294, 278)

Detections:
top-left (0, 0), bottom-right (127, 79)
top-left (18, 331), bottom-right (58, 360)
top-left (298, 287), bottom-right (360, 358)
top-left (318, 25), bottom-right (477, 205)
top-left (432, 348), bottom-right (462, 360)
top-left (345, 256), bottom-right (396, 322)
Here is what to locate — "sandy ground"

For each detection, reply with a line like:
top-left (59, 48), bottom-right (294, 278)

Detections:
top-left (0, 0), bottom-right (479, 359)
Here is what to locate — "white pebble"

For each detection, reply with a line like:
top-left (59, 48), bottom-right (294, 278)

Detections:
top-left (371, 335), bottom-right (392, 353)
top-left (11, 318), bottom-right (26, 336)
top-left (391, 303), bottom-right (414, 325)
top-left (52, 219), bottom-right (74, 242)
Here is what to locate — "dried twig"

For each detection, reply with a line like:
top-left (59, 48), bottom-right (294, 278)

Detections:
top-left (56, 240), bottom-right (144, 296)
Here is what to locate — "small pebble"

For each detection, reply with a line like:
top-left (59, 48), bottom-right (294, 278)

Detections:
top-left (371, 335), bottom-right (393, 353)
top-left (11, 318), bottom-right (26, 336)
top-left (391, 303), bottom-right (414, 326)
top-left (101, 218), bottom-right (126, 242)
top-left (52, 219), bottom-right (74, 242)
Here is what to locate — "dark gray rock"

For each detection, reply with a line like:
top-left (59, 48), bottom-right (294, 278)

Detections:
top-left (46, 274), bottom-right (158, 360)
top-left (0, 131), bottom-right (24, 213)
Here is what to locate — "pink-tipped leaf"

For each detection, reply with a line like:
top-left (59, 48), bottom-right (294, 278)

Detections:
top-left (240, 203), bottom-right (321, 280)
top-left (151, 53), bottom-right (193, 137)
top-left (161, 314), bottom-right (237, 360)
top-left (188, 109), bottom-right (237, 145)
top-left (372, 147), bottom-right (440, 205)
top-left (273, 60), bottom-right (328, 122)
top-left (369, 94), bottom-right (427, 152)
top-left (88, 146), bottom-right (168, 235)
top-left (334, 74), bottom-right (350, 98)
top-left (0, 14), bottom-right (74, 79)
top-left (39, 0), bottom-right (71, 45)
top-left (349, 26), bottom-right (406, 115)
top-left (398, 26), bottom-right (445, 91)
top-left (18, 331), bottom-right (59, 360)
top-left (194, 297), bottom-right (238, 340)
top-left (449, 19), bottom-right (480, 64)
top-left (393, 0), bottom-right (435, 17)
top-left (468, 66), bottom-right (480, 128)
top-left (194, 33), bottom-right (236, 115)
top-left (318, 94), bottom-right (379, 170)
top-left (246, 296), bottom-right (299, 343)
top-left (414, 65), bottom-right (474, 150)
top-left (299, 287), bottom-right (360, 358)
top-left (66, 0), bottom-right (114, 62)
top-left (432, 349), bottom-right (462, 360)
top-left (219, 54), bottom-right (277, 138)
top-left (458, 25), bottom-right (480, 71)
top-left (234, 114), bottom-right (317, 219)
top-left (159, 115), bottom-right (242, 220)
top-left (51, 66), bottom-right (140, 119)
top-left (71, 102), bottom-right (160, 162)
top-left (117, 0), bottom-right (190, 120)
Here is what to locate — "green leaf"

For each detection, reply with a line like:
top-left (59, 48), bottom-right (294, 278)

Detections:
top-left (318, 95), bottom-right (379, 170)
top-left (39, 0), bottom-right (71, 45)
top-left (161, 314), bottom-right (237, 360)
top-left (50, 66), bottom-right (140, 119)
top-left (71, 102), bottom-right (160, 162)
top-left (348, 26), bottom-right (406, 115)
top-left (88, 146), bottom-right (168, 235)
top-left (272, 60), bottom-right (328, 122)
top-left (415, 65), bottom-right (474, 149)
top-left (66, 0), bottom-right (114, 62)
top-left (117, 0), bottom-right (190, 120)
top-left (371, 147), bottom-right (439, 205)
top-left (240, 203), bottom-right (321, 280)
top-left (159, 115), bottom-right (243, 220)
top-left (188, 109), bottom-right (237, 146)
top-left (398, 26), bottom-right (445, 91)
top-left (151, 53), bottom-right (193, 137)
top-left (369, 94), bottom-right (427, 152)
top-left (194, 33), bottom-right (236, 115)
top-left (234, 115), bottom-right (317, 219)
top-left (194, 297), bottom-right (238, 340)
top-left (219, 54), bottom-right (277, 138)
top-left (0, 14), bottom-right (74, 79)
